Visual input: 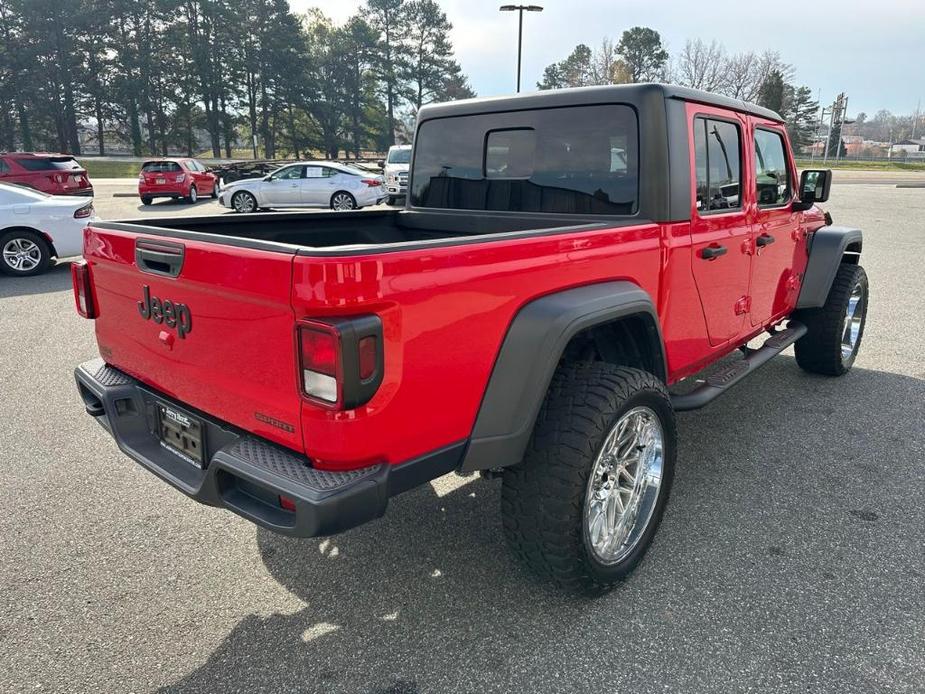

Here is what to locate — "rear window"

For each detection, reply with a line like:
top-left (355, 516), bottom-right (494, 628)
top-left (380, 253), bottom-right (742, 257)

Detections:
top-left (14, 156), bottom-right (81, 172)
top-left (410, 104), bottom-right (638, 215)
top-left (141, 161), bottom-right (183, 173)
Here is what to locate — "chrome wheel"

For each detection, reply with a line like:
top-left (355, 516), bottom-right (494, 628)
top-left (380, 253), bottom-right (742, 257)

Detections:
top-left (2, 237), bottom-right (42, 272)
top-left (841, 280), bottom-right (865, 363)
top-left (232, 191), bottom-right (256, 213)
top-left (331, 193), bottom-right (355, 211)
top-left (584, 406), bottom-right (665, 565)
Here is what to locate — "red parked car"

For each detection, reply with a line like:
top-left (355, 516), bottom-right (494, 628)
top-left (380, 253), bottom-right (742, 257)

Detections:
top-left (73, 85), bottom-right (866, 592)
top-left (137, 158), bottom-right (218, 205)
top-left (0, 152), bottom-right (93, 196)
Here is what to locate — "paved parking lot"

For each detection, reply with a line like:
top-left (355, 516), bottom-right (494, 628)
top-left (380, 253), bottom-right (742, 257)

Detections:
top-left (1, 183), bottom-right (923, 693)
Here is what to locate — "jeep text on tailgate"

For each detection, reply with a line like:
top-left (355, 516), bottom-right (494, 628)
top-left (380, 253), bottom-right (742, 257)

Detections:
top-left (73, 84), bottom-right (867, 592)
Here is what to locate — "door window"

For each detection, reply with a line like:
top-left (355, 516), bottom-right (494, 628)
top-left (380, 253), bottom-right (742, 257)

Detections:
top-left (693, 117), bottom-right (742, 212)
top-left (0, 160), bottom-right (9, 174)
top-left (321, 167), bottom-right (338, 178)
top-left (304, 167), bottom-right (324, 179)
top-left (273, 165), bottom-right (304, 180)
top-left (754, 129), bottom-right (791, 206)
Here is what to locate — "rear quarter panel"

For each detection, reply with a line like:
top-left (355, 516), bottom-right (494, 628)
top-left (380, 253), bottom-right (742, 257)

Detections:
top-left (292, 224), bottom-right (662, 469)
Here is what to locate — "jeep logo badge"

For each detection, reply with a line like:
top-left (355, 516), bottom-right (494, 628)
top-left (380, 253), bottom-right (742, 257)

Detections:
top-left (138, 285), bottom-right (192, 338)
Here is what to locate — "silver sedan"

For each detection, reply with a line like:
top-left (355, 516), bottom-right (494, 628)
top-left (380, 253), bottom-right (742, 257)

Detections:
top-left (218, 161), bottom-right (387, 213)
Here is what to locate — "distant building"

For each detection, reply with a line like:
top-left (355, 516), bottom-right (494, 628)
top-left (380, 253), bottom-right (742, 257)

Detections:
top-left (890, 139), bottom-right (925, 158)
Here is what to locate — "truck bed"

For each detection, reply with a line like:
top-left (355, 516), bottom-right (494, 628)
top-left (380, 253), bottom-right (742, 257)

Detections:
top-left (101, 208), bottom-right (617, 255)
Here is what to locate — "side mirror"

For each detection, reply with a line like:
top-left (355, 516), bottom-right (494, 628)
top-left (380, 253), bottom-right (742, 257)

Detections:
top-left (377, 159), bottom-right (386, 168)
top-left (793, 169), bottom-right (832, 211)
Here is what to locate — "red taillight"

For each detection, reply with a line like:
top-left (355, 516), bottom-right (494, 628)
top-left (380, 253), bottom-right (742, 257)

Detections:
top-left (361, 178), bottom-right (382, 187)
top-left (71, 260), bottom-right (96, 318)
top-left (74, 203), bottom-right (93, 219)
top-left (279, 495), bottom-right (297, 512)
top-left (138, 173), bottom-right (144, 181)
top-left (297, 316), bottom-right (384, 409)
top-left (358, 336), bottom-right (377, 380)
top-left (175, 174), bottom-right (186, 183)
top-left (299, 325), bottom-right (339, 404)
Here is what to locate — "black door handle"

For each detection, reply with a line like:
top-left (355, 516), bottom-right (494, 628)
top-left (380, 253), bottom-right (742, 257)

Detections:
top-left (756, 233), bottom-right (776, 247)
top-left (701, 245), bottom-right (728, 260)
top-left (135, 239), bottom-right (185, 277)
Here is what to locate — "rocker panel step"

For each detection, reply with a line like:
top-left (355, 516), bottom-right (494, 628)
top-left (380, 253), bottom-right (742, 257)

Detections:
top-left (670, 322), bottom-right (807, 411)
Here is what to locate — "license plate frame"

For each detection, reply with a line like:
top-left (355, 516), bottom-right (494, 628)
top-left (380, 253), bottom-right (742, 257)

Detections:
top-left (156, 402), bottom-right (205, 467)
top-left (155, 177), bottom-right (166, 185)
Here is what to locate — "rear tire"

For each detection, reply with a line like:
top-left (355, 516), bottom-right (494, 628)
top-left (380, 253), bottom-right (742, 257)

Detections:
top-left (793, 263), bottom-right (869, 376)
top-left (186, 186), bottom-right (198, 204)
top-left (141, 197), bottom-right (153, 206)
top-left (0, 229), bottom-right (52, 277)
top-left (501, 362), bottom-right (676, 593)
top-left (330, 192), bottom-right (356, 211)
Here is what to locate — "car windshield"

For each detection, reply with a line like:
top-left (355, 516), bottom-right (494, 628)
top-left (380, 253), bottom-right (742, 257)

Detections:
top-left (387, 148), bottom-right (412, 164)
top-left (0, 182), bottom-right (50, 203)
top-left (141, 161), bottom-right (182, 173)
top-left (15, 156), bottom-right (81, 171)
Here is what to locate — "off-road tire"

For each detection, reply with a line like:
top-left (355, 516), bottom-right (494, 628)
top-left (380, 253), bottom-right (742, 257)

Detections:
top-left (793, 263), bottom-right (868, 376)
top-left (501, 362), bottom-right (677, 593)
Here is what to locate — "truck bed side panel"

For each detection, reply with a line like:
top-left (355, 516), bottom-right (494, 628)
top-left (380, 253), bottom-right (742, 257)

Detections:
top-left (291, 223), bottom-right (662, 469)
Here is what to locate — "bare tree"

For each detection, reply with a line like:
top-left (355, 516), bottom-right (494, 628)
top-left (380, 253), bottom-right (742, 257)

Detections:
top-left (674, 39), bottom-right (726, 92)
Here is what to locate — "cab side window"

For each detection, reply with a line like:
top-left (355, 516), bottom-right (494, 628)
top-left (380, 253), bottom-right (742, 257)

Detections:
top-left (754, 129), bottom-right (791, 206)
top-left (693, 117), bottom-right (742, 212)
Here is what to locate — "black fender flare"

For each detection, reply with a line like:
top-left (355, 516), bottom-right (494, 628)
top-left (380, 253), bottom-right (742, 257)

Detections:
top-left (797, 225), bottom-right (863, 309)
top-left (459, 281), bottom-right (666, 473)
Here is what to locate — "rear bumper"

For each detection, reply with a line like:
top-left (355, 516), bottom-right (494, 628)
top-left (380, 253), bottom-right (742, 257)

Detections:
top-left (74, 358), bottom-right (465, 537)
top-left (138, 185), bottom-right (185, 198)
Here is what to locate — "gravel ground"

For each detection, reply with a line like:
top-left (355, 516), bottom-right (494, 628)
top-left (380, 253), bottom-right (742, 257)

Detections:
top-left (1, 184), bottom-right (923, 694)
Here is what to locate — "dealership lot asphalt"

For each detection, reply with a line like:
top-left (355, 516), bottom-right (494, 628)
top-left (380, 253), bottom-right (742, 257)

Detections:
top-left (1, 183), bottom-right (923, 693)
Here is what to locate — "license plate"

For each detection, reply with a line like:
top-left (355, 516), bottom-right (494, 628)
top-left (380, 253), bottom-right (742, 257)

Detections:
top-left (156, 403), bottom-right (204, 467)
top-left (156, 177), bottom-right (166, 184)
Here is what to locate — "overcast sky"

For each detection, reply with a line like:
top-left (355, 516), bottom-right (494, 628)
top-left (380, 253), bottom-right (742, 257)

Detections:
top-left (289, 0), bottom-right (923, 116)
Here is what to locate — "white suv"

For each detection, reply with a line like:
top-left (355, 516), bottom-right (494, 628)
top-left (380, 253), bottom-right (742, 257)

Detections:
top-left (381, 145), bottom-right (411, 205)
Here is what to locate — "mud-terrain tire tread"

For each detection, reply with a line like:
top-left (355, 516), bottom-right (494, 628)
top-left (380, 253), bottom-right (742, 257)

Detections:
top-left (793, 263), bottom-right (868, 376)
top-left (501, 362), bottom-right (676, 593)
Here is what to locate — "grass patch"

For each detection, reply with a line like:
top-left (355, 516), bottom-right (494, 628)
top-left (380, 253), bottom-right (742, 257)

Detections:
top-left (795, 159), bottom-right (925, 171)
top-left (79, 159), bottom-right (142, 178)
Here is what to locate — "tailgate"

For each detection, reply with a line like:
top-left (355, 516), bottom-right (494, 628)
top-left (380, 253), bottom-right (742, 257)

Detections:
top-left (84, 225), bottom-right (303, 451)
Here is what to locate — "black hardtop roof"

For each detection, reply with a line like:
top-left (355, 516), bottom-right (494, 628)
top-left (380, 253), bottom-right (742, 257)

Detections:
top-left (417, 82), bottom-right (783, 124)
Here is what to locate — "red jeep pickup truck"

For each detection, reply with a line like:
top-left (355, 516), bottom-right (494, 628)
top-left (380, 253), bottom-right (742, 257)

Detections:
top-left (73, 85), bottom-right (867, 591)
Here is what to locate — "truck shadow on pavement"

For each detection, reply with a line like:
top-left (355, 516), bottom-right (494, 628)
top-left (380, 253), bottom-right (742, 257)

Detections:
top-left (160, 359), bottom-right (925, 694)
top-left (0, 261), bottom-right (73, 299)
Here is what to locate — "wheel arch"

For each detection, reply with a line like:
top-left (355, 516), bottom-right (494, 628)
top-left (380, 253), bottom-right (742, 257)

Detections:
top-left (459, 281), bottom-right (667, 473)
top-left (330, 190), bottom-right (356, 208)
top-left (797, 225), bottom-right (863, 309)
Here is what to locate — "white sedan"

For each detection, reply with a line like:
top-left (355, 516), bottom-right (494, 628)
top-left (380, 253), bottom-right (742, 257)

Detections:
top-left (218, 161), bottom-right (387, 213)
top-left (0, 183), bottom-right (95, 277)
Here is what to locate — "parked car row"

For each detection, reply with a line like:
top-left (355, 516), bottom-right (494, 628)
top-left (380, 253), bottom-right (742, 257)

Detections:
top-left (0, 152), bottom-right (399, 276)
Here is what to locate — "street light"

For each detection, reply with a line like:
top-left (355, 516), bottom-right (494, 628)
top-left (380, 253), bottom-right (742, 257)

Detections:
top-left (499, 5), bottom-right (543, 93)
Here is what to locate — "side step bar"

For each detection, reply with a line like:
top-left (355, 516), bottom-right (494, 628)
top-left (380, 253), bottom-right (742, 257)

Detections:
top-left (670, 322), bottom-right (807, 411)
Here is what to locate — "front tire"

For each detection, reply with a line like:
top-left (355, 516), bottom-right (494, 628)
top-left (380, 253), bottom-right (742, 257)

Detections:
top-left (0, 229), bottom-right (52, 277)
top-left (793, 263), bottom-right (869, 376)
top-left (502, 362), bottom-right (677, 593)
top-left (231, 190), bottom-right (258, 213)
top-left (330, 192), bottom-right (356, 211)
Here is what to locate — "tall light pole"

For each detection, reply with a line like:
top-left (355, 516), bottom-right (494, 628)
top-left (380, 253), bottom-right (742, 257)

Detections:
top-left (499, 5), bottom-right (543, 93)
